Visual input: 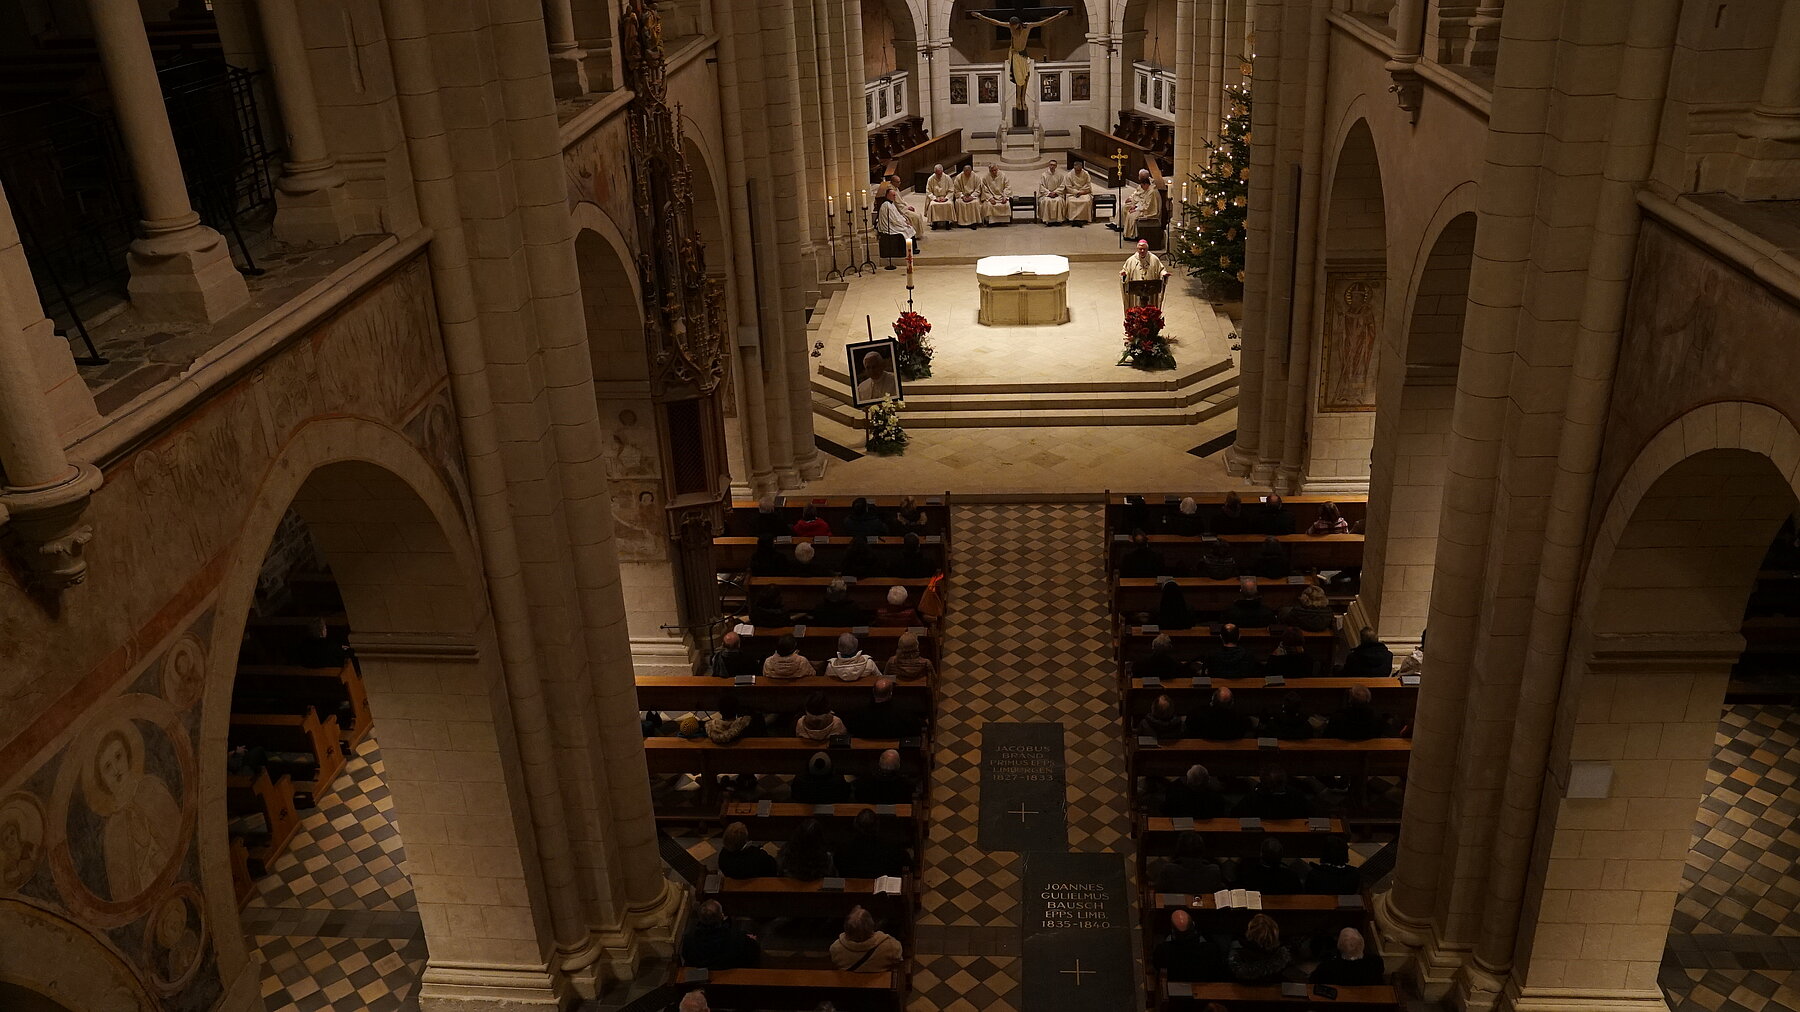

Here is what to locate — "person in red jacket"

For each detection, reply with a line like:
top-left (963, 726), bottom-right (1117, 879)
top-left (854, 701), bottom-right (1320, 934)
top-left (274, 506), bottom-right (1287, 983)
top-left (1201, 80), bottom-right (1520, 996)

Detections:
top-left (792, 504), bottom-right (831, 537)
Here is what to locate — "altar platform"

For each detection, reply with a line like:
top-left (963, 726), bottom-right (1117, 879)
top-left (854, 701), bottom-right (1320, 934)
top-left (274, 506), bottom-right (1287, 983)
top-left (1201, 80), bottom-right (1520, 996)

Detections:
top-left (810, 261), bottom-right (1238, 431)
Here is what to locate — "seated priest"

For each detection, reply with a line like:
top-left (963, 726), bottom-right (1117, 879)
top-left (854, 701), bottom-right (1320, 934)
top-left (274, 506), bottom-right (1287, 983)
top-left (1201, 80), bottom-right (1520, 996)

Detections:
top-left (980, 164), bottom-right (1013, 224)
top-left (1120, 169), bottom-right (1162, 240)
top-left (1061, 160), bottom-right (1094, 225)
top-left (876, 193), bottom-right (920, 257)
top-left (1036, 159), bottom-right (1067, 225)
top-left (953, 164), bottom-right (984, 227)
top-left (925, 164), bottom-right (957, 229)
top-left (880, 173), bottom-right (927, 235)
top-left (1121, 240), bottom-right (1171, 310)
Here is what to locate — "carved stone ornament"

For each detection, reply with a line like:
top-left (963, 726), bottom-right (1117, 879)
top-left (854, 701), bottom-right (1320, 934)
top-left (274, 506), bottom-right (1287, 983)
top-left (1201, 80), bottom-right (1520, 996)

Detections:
top-left (621, 0), bottom-right (729, 397)
top-left (0, 462), bottom-right (103, 590)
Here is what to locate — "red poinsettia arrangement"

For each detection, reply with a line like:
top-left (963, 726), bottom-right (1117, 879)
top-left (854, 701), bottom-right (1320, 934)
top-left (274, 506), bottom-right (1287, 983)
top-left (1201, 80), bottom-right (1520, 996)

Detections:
top-left (1120, 305), bottom-right (1176, 370)
top-left (893, 311), bottom-right (935, 380)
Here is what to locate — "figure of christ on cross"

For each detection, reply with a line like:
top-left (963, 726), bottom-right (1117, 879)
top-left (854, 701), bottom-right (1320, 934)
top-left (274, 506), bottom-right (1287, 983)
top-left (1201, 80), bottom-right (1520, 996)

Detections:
top-left (967, 6), bottom-right (1072, 118)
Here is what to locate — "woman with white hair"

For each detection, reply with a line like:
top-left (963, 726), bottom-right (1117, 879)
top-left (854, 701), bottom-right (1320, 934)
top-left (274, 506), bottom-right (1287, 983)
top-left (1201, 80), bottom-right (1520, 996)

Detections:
top-left (875, 585), bottom-right (920, 627)
top-left (825, 633), bottom-right (880, 681)
top-left (1310, 926), bottom-right (1385, 986)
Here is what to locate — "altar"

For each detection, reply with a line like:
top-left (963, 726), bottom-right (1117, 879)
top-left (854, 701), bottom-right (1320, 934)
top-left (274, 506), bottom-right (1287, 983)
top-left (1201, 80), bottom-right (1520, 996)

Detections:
top-left (976, 254), bottom-right (1070, 326)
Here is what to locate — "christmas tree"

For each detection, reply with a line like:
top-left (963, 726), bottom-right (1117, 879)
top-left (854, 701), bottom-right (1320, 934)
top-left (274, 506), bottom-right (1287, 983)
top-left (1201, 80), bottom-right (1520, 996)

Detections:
top-left (1174, 76), bottom-right (1250, 296)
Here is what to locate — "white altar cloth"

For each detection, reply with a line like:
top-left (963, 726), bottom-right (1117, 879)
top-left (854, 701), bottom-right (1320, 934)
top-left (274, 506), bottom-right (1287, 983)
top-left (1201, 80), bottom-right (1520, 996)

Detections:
top-left (975, 254), bottom-right (1071, 326)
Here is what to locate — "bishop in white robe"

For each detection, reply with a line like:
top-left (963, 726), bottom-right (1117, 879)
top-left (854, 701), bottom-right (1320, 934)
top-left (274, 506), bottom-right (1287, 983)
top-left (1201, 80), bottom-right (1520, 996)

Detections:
top-left (1120, 240), bottom-right (1170, 309)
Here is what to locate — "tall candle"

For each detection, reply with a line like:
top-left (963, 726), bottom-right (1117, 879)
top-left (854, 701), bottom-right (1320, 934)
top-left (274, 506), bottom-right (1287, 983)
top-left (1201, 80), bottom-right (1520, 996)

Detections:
top-left (828, 195), bottom-right (835, 217)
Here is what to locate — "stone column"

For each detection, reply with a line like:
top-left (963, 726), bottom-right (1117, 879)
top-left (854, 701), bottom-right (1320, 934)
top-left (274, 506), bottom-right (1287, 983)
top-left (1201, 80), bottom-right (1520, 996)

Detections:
top-left (1463, 1), bottom-right (1504, 69)
top-left (924, 38), bottom-right (953, 133)
top-left (543, 0), bottom-right (591, 98)
top-left (1204, 0), bottom-right (1226, 146)
top-left (1173, 0), bottom-right (1197, 176)
top-left (86, 0), bottom-right (249, 323)
top-left (253, 0), bottom-right (355, 244)
top-left (1227, 0), bottom-right (1286, 480)
top-left (1737, 0), bottom-right (1800, 198)
top-left (0, 184), bottom-right (99, 438)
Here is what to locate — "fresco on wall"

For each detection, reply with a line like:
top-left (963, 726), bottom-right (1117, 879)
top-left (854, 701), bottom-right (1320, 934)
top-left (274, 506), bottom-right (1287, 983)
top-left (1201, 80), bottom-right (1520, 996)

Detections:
top-left (564, 115), bottom-right (640, 258)
top-left (2, 613), bottom-right (222, 1010)
top-left (1318, 273), bottom-right (1384, 412)
top-left (611, 478), bottom-right (669, 562)
top-left (403, 383), bottom-right (475, 525)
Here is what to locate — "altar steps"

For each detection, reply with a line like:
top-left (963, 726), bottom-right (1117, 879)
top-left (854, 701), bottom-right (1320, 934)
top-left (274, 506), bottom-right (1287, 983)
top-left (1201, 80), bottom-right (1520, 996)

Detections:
top-left (810, 356), bottom-right (1239, 429)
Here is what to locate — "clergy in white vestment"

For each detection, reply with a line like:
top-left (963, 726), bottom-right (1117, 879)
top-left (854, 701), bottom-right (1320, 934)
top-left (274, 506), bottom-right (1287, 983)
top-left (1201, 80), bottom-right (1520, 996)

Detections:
top-left (925, 165), bottom-right (957, 228)
top-left (877, 194), bottom-right (919, 258)
top-left (1062, 165), bottom-right (1094, 225)
top-left (1120, 239), bottom-right (1170, 309)
top-left (879, 175), bottom-right (926, 235)
top-left (980, 164), bottom-right (1013, 224)
top-left (1122, 171), bottom-right (1163, 240)
top-left (953, 165), bottom-right (984, 227)
top-left (1036, 160), bottom-right (1067, 225)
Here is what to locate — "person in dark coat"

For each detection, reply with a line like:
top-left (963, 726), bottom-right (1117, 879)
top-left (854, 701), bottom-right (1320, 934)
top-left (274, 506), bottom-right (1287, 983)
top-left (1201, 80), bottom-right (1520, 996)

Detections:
top-left (1135, 633), bottom-right (1194, 680)
top-left (1311, 928), bottom-right (1385, 986)
top-left (777, 818), bottom-right (836, 880)
top-left (1260, 692), bottom-right (1315, 740)
top-left (893, 532), bottom-right (936, 577)
top-left (1137, 693), bottom-right (1187, 741)
top-left (1341, 627), bottom-right (1394, 677)
top-left (1209, 491), bottom-right (1251, 535)
top-left (1258, 494), bottom-right (1296, 535)
top-left (717, 821), bottom-right (779, 879)
top-left (853, 749), bottom-right (916, 804)
top-left (1228, 913), bottom-right (1292, 984)
top-left (1251, 535), bottom-right (1291, 578)
top-left (1156, 580), bottom-right (1198, 630)
top-left (1325, 685), bottom-right (1387, 741)
top-left (1304, 836), bottom-right (1362, 895)
top-left (1262, 628), bottom-right (1314, 680)
top-left (747, 534), bottom-right (788, 577)
top-left (681, 900), bottom-right (761, 969)
top-left (1197, 538), bottom-right (1239, 580)
top-left (748, 586), bottom-right (790, 628)
top-left (1237, 838), bottom-right (1304, 895)
top-left (1190, 687), bottom-right (1251, 741)
top-left (842, 497), bottom-right (888, 537)
top-left (1150, 831), bottom-right (1226, 894)
top-left (1163, 764), bottom-right (1229, 820)
top-left (1278, 585), bottom-right (1336, 632)
top-left (790, 752), bottom-right (853, 804)
top-left (847, 679), bottom-right (923, 740)
top-left (834, 809), bottom-right (911, 878)
top-left (1153, 909), bottom-right (1230, 983)
top-left (1222, 580), bottom-right (1279, 628)
top-left (698, 631), bottom-right (758, 679)
top-left (1206, 624), bottom-right (1257, 678)
top-left (809, 579), bottom-right (871, 627)
top-left (1233, 768), bottom-right (1310, 821)
top-left (1120, 529), bottom-right (1167, 578)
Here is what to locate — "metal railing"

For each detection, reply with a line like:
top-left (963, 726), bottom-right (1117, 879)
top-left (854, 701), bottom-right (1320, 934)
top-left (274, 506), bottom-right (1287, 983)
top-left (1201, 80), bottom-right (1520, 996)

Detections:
top-left (0, 55), bottom-right (278, 361)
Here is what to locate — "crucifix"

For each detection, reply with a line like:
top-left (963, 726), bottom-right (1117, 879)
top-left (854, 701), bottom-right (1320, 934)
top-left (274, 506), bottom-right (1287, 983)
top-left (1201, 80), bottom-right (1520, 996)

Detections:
top-left (1007, 802), bottom-right (1038, 823)
top-left (967, 5), bottom-right (1073, 128)
top-left (1060, 959), bottom-right (1095, 985)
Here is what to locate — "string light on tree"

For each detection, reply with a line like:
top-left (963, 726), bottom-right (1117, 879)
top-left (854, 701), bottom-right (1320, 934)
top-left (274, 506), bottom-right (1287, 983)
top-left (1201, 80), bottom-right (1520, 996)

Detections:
top-left (1173, 65), bottom-right (1251, 297)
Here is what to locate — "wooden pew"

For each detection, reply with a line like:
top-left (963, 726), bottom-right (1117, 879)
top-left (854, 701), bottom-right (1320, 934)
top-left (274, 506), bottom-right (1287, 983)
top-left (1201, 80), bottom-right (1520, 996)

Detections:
top-left (1109, 493), bottom-right (1369, 531)
top-left (1135, 815), bottom-right (1347, 859)
top-left (635, 674), bottom-right (932, 717)
top-left (1157, 979), bottom-right (1399, 1011)
top-left (1114, 576), bottom-right (1320, 617)
top-left (1120, 626), bottom-right (1337, 667)
top-left (889, 129), bottom-right (970, 191)
top-left (230, 836), bottom-right (256, 908)
top-left (1144, 891), bottom-right (1369, 937)
top-left (707, 875), bottom-right (914, 943)
top-left (643, 738), bottom-right (925, 779)
top-left (1111, 534), bottom-right (1366, 573)
top-left (677, 965), bottom-right (908, 1012)
top-left (228, 708), bottom-right (345, 802)
top-left (726, 495), bottom-right (951, 536)
top-left (1129, 738), bottom-right (1411, 783)
top-left (738, 628), bottom-right (939, 670)
top-left (745, 577), bottom-right (943, 616)
top-left (226, 769), bottom-right (302, 871)
top-left (232, 660), bottom-right (373, 748)
top-left (721, 801), bottom-right (923, 863)
top-left (1123, 677), bottom-right (1416, 725)
top-left (1077, 124), bottom-right (1155, 186)
top-left (714, 536), bottom-right (948, 574)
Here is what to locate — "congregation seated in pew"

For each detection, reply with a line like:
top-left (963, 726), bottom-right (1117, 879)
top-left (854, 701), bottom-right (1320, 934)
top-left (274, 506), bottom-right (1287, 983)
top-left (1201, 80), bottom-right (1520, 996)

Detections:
top-left (831, 905), bottom-right (905, 973)
top-left (847, 678), bottom-right (923, 740)
top-left (1140, 686), bottom-right (1399, 744)
top-left (682, 899), bottom-right (762, 970)
top-left (827, 633), bottom-right (881, 680)
top-left (778, 817), bottom-right (836, 880)
top-left (1342, 628), bottom-right (1395, 677)
top-left (796, 692), bottom-right (848, 741)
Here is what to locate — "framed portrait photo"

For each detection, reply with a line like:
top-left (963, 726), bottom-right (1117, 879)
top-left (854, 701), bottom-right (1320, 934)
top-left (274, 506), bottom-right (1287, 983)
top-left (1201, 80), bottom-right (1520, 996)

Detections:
top-left (978, 74), bottom-right (1000, 105)
top-left (950, 75), bottom-right (969, 105)
top-left (847, 338), bottom-right (904, 409)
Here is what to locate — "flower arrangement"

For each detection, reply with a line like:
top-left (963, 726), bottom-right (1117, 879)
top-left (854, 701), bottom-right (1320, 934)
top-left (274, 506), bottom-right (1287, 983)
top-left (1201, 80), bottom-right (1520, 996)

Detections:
top-left (1120, 305), bottom-right (1177, 371)
top-left (865, 396), bottom-right (908, 455)
top-left (892, 311), bottom-right (934, 380)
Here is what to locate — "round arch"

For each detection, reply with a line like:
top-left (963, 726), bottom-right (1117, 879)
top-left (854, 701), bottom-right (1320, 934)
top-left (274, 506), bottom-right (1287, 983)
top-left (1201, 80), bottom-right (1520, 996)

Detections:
top-left (863, 0), bottom-right (924, 125)
top-left (0, 900), bottom-right (154, 1011)
top-left (196, 417), bottom-right (558, 997)
top-left (1495, 402), bottom-right (1800, 999)
top-left (1306, 116), bottom-right (1389, 488)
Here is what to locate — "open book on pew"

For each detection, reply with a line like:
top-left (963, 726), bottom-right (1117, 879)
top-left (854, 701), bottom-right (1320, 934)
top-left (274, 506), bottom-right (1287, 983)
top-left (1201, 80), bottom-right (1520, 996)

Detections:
top-left (874, 875), bottom-right (903, 895)
top-left (1211, 888), bottom-right (1263, 909)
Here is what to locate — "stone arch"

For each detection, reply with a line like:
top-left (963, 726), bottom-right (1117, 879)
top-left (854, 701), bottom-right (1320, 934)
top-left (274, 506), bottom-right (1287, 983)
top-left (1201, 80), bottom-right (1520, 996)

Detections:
top-left (864, 0), bottom-right (923, 118)
top-left (1502, 402), bottom-right (1800, 1000)
top-left (948, 0), bottom-right (1091, 64)
top-left (1121, 0), bottom-right (1176, 113)
top-left (1306, 116), bottom-right (1389, 488)
top-left (0, 900), bottom-right (154, 1012)
top-left (197, 418), bottom-right (562, 1002)
top-left (1360, 194), bottom-right (1478, 639)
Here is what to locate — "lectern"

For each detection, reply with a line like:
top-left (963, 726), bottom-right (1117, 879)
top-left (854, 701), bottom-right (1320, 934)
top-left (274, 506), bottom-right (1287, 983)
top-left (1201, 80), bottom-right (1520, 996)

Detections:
top-left (1123, 277), bottom-right (1166, 310)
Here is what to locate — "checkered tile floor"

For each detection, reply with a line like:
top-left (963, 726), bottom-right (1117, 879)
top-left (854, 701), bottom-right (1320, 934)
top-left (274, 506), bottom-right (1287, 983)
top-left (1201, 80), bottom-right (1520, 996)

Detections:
top-left (242, 736), bottom-right (426, 1012)
top-left (909, 504), bottom-right (1133, 1012)
top-left (1660, 704), bottom-right (1800, 1012)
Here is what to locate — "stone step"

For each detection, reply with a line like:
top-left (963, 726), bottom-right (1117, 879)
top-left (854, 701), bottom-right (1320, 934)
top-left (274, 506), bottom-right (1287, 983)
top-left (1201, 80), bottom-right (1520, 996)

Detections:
top-left (816, 354), bottom-right (1232, 396)
top-left (814, 386), bottom-right (1237, 429)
